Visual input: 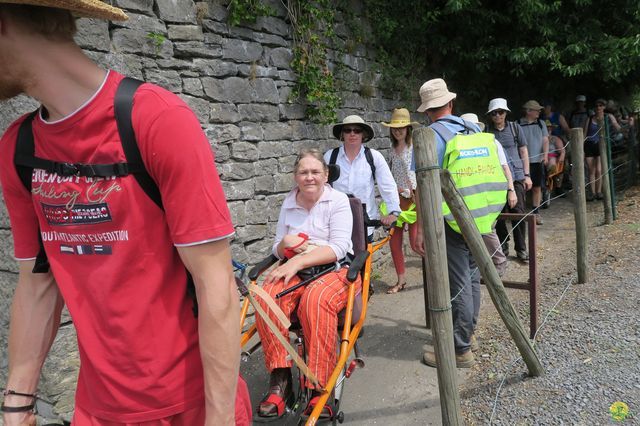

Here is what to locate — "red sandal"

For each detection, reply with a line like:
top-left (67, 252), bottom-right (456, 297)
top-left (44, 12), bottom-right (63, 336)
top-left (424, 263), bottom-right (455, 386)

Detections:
top-left (302, 395), bottom-right (334, 420)
top-left (257, 368), bottom-right (292, 421)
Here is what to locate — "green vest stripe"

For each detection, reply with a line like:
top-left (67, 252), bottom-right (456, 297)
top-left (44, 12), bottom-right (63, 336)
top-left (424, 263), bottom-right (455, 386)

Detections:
top-left (456, 182), bottom-right (509, 197)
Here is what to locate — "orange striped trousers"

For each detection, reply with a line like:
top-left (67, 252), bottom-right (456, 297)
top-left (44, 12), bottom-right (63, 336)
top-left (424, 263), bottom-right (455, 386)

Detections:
top-left (255, 267), bottom-right (361, 387)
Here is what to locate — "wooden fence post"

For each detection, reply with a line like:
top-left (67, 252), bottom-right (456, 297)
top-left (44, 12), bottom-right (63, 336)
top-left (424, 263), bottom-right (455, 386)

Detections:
top-left (413, 127), bottom-right (462, 425)
top-left (570, 128), bottom-right (589, 283)
top-left (598, 120), bottom-right (613, 224)
top-left (440, 171), bottom-right (545, 377)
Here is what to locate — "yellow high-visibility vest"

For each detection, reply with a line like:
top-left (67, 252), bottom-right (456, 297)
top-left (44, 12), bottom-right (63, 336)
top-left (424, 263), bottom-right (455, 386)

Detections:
top-left (442, 132), bottom-right (507, 234)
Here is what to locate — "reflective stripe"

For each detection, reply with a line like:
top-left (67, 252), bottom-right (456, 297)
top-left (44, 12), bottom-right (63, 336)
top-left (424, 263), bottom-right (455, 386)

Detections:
top-left (456, 182), bottom-right (508, 197)
top-left (444, 202), bottom-right (505, 222)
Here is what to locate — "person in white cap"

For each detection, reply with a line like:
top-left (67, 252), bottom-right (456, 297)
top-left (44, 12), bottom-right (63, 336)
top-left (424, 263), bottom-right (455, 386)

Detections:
top-left (325, 114), bottom-right (401, 232)
top-left (0, 2), bottom-right (249, 425)
top-left (485, 98), bottom-right (531, 261)
top-left (414, 78), bottom-right (485, 368)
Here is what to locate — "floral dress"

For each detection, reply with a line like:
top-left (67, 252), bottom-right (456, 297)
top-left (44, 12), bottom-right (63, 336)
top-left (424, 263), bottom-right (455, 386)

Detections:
top-left (389, 146), bottom-right (416, 199)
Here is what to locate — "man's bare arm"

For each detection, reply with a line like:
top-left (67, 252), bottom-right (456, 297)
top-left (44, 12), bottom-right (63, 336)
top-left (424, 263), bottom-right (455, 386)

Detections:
top-left (4, 261), bottom-right (63, 426)
top-left (178, 239), bottom-right (240, 426)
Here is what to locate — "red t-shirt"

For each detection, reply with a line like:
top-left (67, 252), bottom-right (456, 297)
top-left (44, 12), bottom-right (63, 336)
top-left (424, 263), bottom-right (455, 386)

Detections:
top-left (0, 71), bottom-right (237, 422)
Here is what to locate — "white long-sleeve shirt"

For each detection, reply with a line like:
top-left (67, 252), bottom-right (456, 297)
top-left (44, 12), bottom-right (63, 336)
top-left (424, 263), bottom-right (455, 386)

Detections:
top-left (324, 145), bottom-right (401, 221)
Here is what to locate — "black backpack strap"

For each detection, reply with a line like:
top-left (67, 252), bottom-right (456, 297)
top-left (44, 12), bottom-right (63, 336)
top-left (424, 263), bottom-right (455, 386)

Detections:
top-left (329, 147), bottom-right (339, 166)
top-left (328, 148), bottom-right (339, 187)
top-left (14, 111), bottom-right (51, 273)
top-left (15, 111), bottom-right (39, 192)
top-left (363, 147), bottom-right (376, 183)
top-left (114, 77), bottom-right (163, 210)
top-left (509, 121), bottom-right (520, 146)
top-left (14, 111), bottom-right (132, 179)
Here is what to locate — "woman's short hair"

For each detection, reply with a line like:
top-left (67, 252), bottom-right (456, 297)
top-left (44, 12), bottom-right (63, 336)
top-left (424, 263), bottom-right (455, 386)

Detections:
top-left (0, 5), bottom-right (77, 41)
top-left (294, 148), bottom-right (328, 172)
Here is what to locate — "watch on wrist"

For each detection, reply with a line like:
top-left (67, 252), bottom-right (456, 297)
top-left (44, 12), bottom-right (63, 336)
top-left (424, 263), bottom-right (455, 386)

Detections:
top-left (390, 210), bottom-right (401, 216)
top-left (507, 188), bottom-right (514, 192)
top-left (524, 174), bottom-right (530, 177)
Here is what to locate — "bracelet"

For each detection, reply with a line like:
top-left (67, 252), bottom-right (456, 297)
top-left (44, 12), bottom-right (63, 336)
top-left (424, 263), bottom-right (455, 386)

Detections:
top-left (0, 402), bottom-right (35, 413)
top-left (1, 389), bottom-right (37, 413)
top-left (507, 188), bottom-right (514, 192)
top-left (524, 174), bottom-right (530, 177)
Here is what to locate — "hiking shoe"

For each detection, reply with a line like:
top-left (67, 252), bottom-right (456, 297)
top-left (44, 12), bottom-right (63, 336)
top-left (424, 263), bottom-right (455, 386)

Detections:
top-left (586, 192), bottom-right (595, 202)
top-left (422, 350), bottom-right (475, 368)
top-left (502, 245), bottom-right (509, 257)
top-left (516, 250), bottom-right (529, 262)
top-left (470, 334), bottom-right (479, 352)
top-left (536, 215), bottom-right (543, 225)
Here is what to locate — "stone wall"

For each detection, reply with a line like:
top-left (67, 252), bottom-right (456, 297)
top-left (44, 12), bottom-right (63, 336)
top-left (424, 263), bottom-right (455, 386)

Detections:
top-left (0, 0), bottom-right (413, 419)
top-left (0, 0), bottom-right (409, 269)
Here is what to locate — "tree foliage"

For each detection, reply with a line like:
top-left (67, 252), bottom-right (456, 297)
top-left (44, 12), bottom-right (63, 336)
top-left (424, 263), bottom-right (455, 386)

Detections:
top-left (364, 0), bottom-right (640, 111)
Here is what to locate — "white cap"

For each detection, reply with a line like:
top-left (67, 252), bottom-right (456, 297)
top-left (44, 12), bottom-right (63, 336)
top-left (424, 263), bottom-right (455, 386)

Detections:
top-left (486, 98), bottom-right (511, 114)
top-left (575, 95), bottom-right (587, 102)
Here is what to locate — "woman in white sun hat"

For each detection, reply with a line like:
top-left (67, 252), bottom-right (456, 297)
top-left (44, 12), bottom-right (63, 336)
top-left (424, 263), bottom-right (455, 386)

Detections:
top-left (325, 115), bottom-right (401, 235)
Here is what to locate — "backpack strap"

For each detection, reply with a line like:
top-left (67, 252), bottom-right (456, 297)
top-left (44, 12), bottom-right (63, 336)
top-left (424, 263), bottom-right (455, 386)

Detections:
top-left (14, 111), bottom-right (51, 273)
top-left (508, 121), bottom-right (520, 146)
top-left (14, 111), bottom-right (133, 179)
top-left (363, 146), bottom-right (376, 183)
top-left (114, 77), bottom-right (163, 210)
top-left (328, 146), bottom-right (376, 183)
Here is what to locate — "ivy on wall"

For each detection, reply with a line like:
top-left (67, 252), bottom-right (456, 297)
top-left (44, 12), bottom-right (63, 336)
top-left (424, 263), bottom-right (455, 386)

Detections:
top-left (227, 0), bottom-right (341, 124)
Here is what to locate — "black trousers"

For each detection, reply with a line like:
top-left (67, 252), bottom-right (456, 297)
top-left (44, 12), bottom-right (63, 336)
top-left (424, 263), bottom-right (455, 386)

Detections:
top-left (495, 179), bottom-right (527, 253)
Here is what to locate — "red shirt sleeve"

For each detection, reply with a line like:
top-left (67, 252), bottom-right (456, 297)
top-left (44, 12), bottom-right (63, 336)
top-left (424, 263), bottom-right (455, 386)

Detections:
top-left (131, 86), bottom-right (234, 245)
top-left (0, 116), bottom-right (41, 259)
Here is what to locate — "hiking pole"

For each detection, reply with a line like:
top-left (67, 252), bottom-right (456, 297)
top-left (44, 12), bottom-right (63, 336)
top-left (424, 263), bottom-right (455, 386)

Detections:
top-left (275, 261), bottom-right (347, 299)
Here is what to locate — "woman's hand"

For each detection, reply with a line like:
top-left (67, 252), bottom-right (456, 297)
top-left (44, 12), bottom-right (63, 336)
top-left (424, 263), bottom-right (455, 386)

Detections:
top-left (264, 257), bottom-right (303, 286)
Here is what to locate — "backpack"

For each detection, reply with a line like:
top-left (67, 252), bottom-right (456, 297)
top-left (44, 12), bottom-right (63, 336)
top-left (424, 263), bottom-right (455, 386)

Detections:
top-left (328, 146), bottom-right (376, 183)
top-left (13, 77), bottom-right (199, 316)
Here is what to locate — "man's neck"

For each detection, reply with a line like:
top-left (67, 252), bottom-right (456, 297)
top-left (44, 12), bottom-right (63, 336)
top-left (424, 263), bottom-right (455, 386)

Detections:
top-left (23, 42), bottom-right (107, 122)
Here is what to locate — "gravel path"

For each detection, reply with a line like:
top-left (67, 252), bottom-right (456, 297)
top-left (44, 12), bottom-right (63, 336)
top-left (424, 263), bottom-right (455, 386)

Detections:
top-left (461, 188), bottom-right (640, 425)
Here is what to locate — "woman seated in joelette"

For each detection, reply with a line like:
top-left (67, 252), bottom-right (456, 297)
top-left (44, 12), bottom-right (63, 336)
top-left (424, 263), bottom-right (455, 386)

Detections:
top-left (255, 148), bottom-right (358, 420)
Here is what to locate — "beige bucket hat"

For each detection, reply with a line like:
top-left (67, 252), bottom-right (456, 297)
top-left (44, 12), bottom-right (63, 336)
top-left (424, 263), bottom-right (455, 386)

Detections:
top-left (0, 0), bottom-right (128, 21)
top-left (382, 108), bottom-right (420, 128)
top-left (522, 100), bottom-right (543, 111)
top-left (417, 78), bottom-right (457, 112)
top-left (460, 113), bottom-right (485, 132)
top-left (332, 115), bottom-right (374, 142)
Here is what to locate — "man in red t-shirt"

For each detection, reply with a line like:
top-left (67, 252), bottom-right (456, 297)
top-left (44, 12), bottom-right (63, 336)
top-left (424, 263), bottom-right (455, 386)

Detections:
top-left (0, 2), bottom-right (250, 425)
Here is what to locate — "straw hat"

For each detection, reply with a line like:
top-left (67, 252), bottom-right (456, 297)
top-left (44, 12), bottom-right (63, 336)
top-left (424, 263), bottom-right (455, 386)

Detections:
top-left (0, 0), bottom-right (128, 21)
top-left (417, 78), bottom-right (456, 112)
top-left (522, 100), bottom-right (543, 111)
top-left (332, 115), bottom-right (374, 142)
top-left (382, 108), bottom-right (419, 128)
top-left (460, 113), bottom-right (485, 132)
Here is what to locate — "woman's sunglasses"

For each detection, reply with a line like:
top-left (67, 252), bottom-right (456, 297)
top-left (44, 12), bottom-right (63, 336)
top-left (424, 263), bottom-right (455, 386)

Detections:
top-left (342, 127), bottom-right (363, 134)
top-left (490, 110), bottom-right (506, 116)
